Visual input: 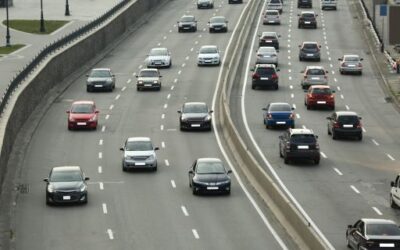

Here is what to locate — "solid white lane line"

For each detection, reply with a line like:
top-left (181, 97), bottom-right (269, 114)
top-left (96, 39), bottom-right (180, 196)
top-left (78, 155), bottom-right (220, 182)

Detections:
top-left (98, 166), bottom-right (102, 174)
top-left (109, 105), bottom-right (114, 110)
top-left (333, 168), bottom-right (343, 176)
top-left (345, 105), bottom-right (350, 110)
top-left (101, 125), bottom-right (106, 132)
top-left (115, 94), bottom-right (121, 100)
top-left (181, 206), bottom-right (189, 216)
top-left (164, 104), bottom-right (168, 109)
top-left (372, 139), bottom-right (380, 146)
top-left (296, 114), bottom-right (300, 119)
top-left (340, 94), bottom-right (344, 99)
top-left (102, 203), bottom-right (108, 214)
top-left (387, 154), bottom-right (396, 161)
top-left (372, 207), bottom-right (383, 215)
top-left (99, 182), bottom-right (104, 190)
top-left (127, 79), bottom-right (131, 84)
top-left (121, 86), bottom-right (127, 92)
top-left (99, 139), bottom-right (103, 145)
top-left (105, 114), bottom-right (110, 120)
top-left (350, 185), bottom-right (360, 194)
top-left (192, 229), bottom-right (199, 239)
top-left (99, 152), bottom-right (102, 159)
top-left (167, 94), bottom-right (171, 99)
top-left (160, 125), bottom-right (164, 131)
top-left (171, 180), bottom-right (176, 188)
top-left (320, 152), bottom-right (327, 158)
top-left (165, 159), bottom-right (170, 166)
top-left (107, 229), bottom-right (114, 240)
top-left (161, 141), bottom-right (166, 148)
top-left (161, 114), bottom-right (165, 119)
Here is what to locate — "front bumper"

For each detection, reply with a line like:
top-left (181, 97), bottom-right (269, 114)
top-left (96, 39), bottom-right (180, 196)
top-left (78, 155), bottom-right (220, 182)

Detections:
top-left (87, 82), bottom-right (113, 90)
top-left (192, 182), bottom-right (231, 194)
top-left (68, 120), bottom-right (97, 129)
top-left (209, 26), bottom-right (227, 32)
top-left (198, 58), bottom-right (220, 65)
top-left (259, 41), bottom-right (279, 49)
top-left (147, 61), bottom-right (169, 68)
top-left (47, 191), bottom-right (87, 204)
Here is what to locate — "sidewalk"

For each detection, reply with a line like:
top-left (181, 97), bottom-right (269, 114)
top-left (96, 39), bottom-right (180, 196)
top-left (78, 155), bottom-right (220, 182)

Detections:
top-left (0, 0), bottom-right (119, 95)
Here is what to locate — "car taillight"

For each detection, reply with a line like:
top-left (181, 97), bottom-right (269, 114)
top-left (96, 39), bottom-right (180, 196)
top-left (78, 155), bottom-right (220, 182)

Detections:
top-left (272, 74), bottom-right (278, 79)
top-left (333, 122), bottom-right (340, 128)
top-left (253, 73), bottom-right (260, 79)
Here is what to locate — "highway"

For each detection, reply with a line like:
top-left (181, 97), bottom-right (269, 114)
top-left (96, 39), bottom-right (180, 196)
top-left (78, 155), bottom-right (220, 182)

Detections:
top-left (229, 0), bottom-right (400, 249)
top-left (11, 0), bottom-right (298, 249)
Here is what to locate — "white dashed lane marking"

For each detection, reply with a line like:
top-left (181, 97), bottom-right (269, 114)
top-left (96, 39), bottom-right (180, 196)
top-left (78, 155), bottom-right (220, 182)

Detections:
top-left (98, 166), bottom-right (102, 174)
top-left (387, 154), bottom-right (396, 161)
top-left (192, 229), bottom-right (200, 239)
top-left (372, 207), bottom-right (383, 216)
top-left (171, 85), bottom-right (175, 90)
top-left (174, 78), bottom-right (178, 83)
top-left (302, 125), bottom-right (307, 129)
top-left (105, 115), bottom-right (110, 120)
top-left (99, 182), bottom-right (104, 190)
top-left (109, 105), bottom-right (114, 110)
top-left (171, 180), bottom-right (176, 188)
top-left (115, 94), bottom-right (121, 100)
top-left (164, 104), bottom-right (168, 109)
top-left (290, 93), bottom-right (294, 98)
top-left (181, 206), bottom-right (189, 216)
top-left (161, 141), bottom-right (166, 148)
top-left (121, 86), bottom-right (127, 92)
top-left (372, 139), bottom-right (380, 146)
top-left (102, 125), bottom-right (106, 132)
top-left (102, 203), bottom-right (108, 214)
top-left (340, 94), bottom-right (344, 99)
top-left (127, 79), bottom-right (131, 84)
top-left (99, 152), bottom-right (103, 159)
top-left (99, 139), bottom-right (103, 145)
top-left (350, 185), bottom-right (360, 194)
top-left (320, 152), bottom-right (327, 159)
top-left (296, 114), bottom-right (300, 119)
top-left (333, 168), bottom-right (343, 176)
top-left (107, 229), bottom-right (114, 240)
top-left (167, 94), bottom-right (171, 99)
top-left (161, 114), bottom-right (165, 119)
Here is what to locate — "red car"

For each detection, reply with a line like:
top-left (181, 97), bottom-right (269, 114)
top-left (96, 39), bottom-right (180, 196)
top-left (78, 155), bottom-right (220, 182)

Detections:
top-left (67, 101), bottom-right (99, 130)
top-left (304, 85), bottom-right (335, 110)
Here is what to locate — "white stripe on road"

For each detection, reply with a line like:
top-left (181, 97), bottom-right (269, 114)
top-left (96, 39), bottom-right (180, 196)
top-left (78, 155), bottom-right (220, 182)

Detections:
top-left (320, 152), bottom-right (327, 158)
top-left (164, 104), bottom-right (168, 109)
top-left (192, 229), bottom-right (199, 239)
top-left (167, 94), bottom-right (171, 99)
top-left (98, 166), bottom-right (102, 174)
top-left (336, 86), bottom-right (340, 91)
top-left (372, 207), bottom-right (383, 215)
top-left (115, 94), bottom-right (121, 100)
top-left (161, 142), bottom-right (166, 148)
top-left (345, 105), bottom-right (350, 110)
top-left (99, 182), bottom-right (104, 190)
top-left (99, 152), bottom-right (102, 159)
top-left (387, 154), bottom-right (396, 161)
top-left (296, 114), bottom-right (300, 119)
top-left (99, 139), bottom-right (103, 145)
top-left (302, 125), bottom-right (307, 129)
top-left (350, 185), bottom-right (360, 194)
top-left (181, 206), bottom-right (189, 216)
top-left (102, 125), bottom-right (106, 132)
top-left (161, 114), bottom-right (165, 119)
top-left (107, 229), bottom-right (114, 240)
top-left (109, 105), bottom-right (114, 110)
top-left (333, 168), bottom-right (343, 176)
top-left (105, 114), bottom-right (110, 120)
top-left (165, 159), bottom-right (170, 166)
top-left (160, 125), bottom-right (164, 131)
top-left (102, 203), bottom-right (108, 214)
top-left (171, 180), bottom-right (176, 188)
top-left (372, 139), bottom-right (380, 146)
top-left (127, 79), bottom-right (131, 84)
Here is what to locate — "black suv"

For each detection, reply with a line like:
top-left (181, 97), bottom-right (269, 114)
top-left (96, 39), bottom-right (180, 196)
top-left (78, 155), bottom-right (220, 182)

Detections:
top-left (258, 32), bottom-right (280, 49)
top-left (298, 11), bottom-right (317, 29)
top-left (327, 111), bottom-right (363, 140)
top-left (298, 0), bottom-right (312, 8)
top-left (279, 128), bottom-right (320, 165)
top-left (251, 64), bottom-right (279, 90)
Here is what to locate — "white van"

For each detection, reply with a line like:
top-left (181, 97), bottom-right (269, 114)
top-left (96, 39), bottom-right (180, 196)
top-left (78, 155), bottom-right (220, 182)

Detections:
top-left (321, 0), bottom-right (337, 10)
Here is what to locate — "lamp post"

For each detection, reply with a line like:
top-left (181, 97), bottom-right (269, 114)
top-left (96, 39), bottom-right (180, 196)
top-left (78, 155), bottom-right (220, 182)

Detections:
top-left (39, 0), bottom-right (45, 32)
top-left (65, 0), bottom-right (70, 16)
top-left (5, 0), bottom-right (11, 47)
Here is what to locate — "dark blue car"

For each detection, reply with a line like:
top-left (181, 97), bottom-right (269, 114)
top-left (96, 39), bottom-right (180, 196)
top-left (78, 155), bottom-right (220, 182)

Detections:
top-left (262, 102), bottom-right (295, 129)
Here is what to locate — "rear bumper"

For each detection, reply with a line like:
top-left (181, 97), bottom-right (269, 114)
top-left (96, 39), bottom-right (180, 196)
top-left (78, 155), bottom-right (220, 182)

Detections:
top-left (137, 82), bottom-right (161, 89)
top-left (68, 121), bottom-right (97, 129)
top-left (265, 119), bottom-right (294, 127)
top-left (285, 150), bottom-right (320, 160)
top-left (307, 99), bottom-right (335, 107)
top-left (333, 128), bottom-right (362, 137)
top-left (252, 79), bottom-right (278, 88)
top-left (340, 66), bottom-right (362, 73)
top-left (263, 19), bottom-right (280, 24)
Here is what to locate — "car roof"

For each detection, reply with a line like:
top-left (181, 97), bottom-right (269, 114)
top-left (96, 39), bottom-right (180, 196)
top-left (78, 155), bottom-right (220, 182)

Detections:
top-left (200, 45), bottom-right (218, 49)
top-left (270, 102), bottom-right (290, 106)
top-left (52, 166), bottom-right (81, 171)
top-left (197, 158), bottom-right (222, 163)
top-left (211, 16), bottom-right (225, 19)
top-left (303, 41), bottom-right (318, 44)
top-left (72, 100), bottom-right (95, 105)
top-left (310, 85), bottom-right (331, 89)
top-left (150, 47), bottom-right (168, 52)
top-left (181, 15), bottom-right (195, 18)
top-left (258, 46), bottom-right (276, 52)
top-left (306, 65), bottom-right (325, 70)
top-left (361, 218), bottom-right (397, 225)
top-left (127, 137), bottom-right (151, 142)
top-left (184, 102), bottom-right (207, 106)
top-left (261, 32), bottom-right (277, 36)
top-left (301, 11), bottom-right (316, 14)
top-left (289, 128), bottom-right (315, 135)
top-left (266, 9), bottom-right (279, 13)
top-left (140, 68), bottom-right (158, 72)
top-left (255, 63), bottom-right (276, 68)
top-left (343, 54), bottom-right (360, 58)
top-left (336, 111), bottom-right (359, 116)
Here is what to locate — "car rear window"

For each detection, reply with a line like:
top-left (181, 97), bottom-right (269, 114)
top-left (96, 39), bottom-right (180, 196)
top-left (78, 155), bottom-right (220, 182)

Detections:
top-left (344, 57), bottom-right (359, 62)
top-left (139, 70), bottom-right (158, 77)
top-left (303, 44), bottom-right (318, 49)
top-left (200, 47), bottom-right (218, 54)
top-left (337, 115), bottom-right (359, 124)
top-left (366, 224), bottom-right (400, 236)
top-left (311, 88), bottom-right (332, 94)
top-left (302, 13), bottom-right (315, 18)
top-left (150, 49), bottom-right (168, 56)
top-left (307, 69), bottom-right (325, 75)
top-left (269, 104), bottom-right (291, 111)
top-left (256, 67), bottom-right (275, 75)
top-left (266, 11), bottom-right (278, 15)
top-left (290, 134), bottom-right (316, 143)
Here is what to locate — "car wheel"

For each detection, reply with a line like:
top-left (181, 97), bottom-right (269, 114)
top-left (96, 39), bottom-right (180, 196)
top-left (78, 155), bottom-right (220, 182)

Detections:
top-left (192, 187), bottom-right (197, 195)
top-left (266, 124), bottom-right (270, 129)
top-left (314, 158), bottom-right (320, 165)
top-left (153, 166), bottom-right (157, 172)
top-left (275, 84), bottom-right (279, 90)
top-left (122, 165), bottom-right (127, 172)
top-left (226, 189), bottom-right (231, 195)
top-left (86, 86), bottom-right (92, 92)
top-left (251, 84), bottom-right (256, 90)
top-left (299, 57), bottom-right (302, 61)
top-left (317, 58), bottom-right (321, 62)
top-left (331, 105), bottom-right (335, 110)
top-left (359, 71), bottom-right (362, 75)
top-left (178, 29), bottom-right (181, 33)
top-left (358, 134), bottom-right (363, 141)
top-left (82, 195), bottom-right (88, 204)
top-left (284, 157), bottom-right (289, 164)
top-left (298, 24), bottom-right (301, 29)
top-left (390, 194), bottom-right (398, 208)
top-left (137, 86), bottom-right (141, 91)
top-left (327, 126), bottom-right (331, 135)
top-left (46, 196), bottom-right (52, 206)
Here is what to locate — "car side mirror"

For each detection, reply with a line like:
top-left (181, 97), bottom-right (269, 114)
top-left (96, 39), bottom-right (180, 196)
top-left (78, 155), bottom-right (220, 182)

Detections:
top-left (120, 147), bottom-right (124, 151)
top-left (43, 178), bottom-right (49, 182)
top-left (358, 117), bottom-right (362, 120)
top-left (86, 74), bottom-right (89, 77)
top-left (326, 70), bottom-right (329, 73)
top-left (298, 45), bottom-right (301, 48)
top-left (391, 181), bottom-right (395, 187)
top-left (326, 117), bottom-right (331, 120)
top-left (177, 110), bottom-right (182, 113)
top-left (319, 45), bottom-right (321, 48)
top-left (154, 147), bottom-right (160, 151)
top-left (227, 170), bottom-right (232, 174)
top-left (112, 74), bottom-right (115, 77)
top-left (159, 75), bottom-right (163, 78)
top-left (291, 107), bottom-right (295, 110)
top-left (189, 170), bottom-right (194, 174)
top-left (315, 135), bottom-right (318, 139)
top-left (262, 108), bottom-right (267, 111)
top-left (84, 177), bottom-right (90, 181)
top-left (95, 110), bottom-right (99, 114)
top-left (66, 110), bottom-right (70, 114)
top-left (276, 68), bottom-right (280, 71)
top-left (360, 58), bottom-right (364, 61)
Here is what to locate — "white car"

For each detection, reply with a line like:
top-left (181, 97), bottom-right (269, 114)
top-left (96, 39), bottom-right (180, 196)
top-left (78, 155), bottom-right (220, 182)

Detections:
top-left (197, 45), bottom-right (220, 66)
top-left (321, 0), bottom-right (337, 10)
top-left (256, 47), bottom-right (278, 66)
top-left (145, 47), bottom-right (171, 68)
top-left (120, 137), bottom-right (159, 172)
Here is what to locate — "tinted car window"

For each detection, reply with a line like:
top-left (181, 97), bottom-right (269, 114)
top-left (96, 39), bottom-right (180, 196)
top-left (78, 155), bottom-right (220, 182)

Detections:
top-left (181, 16), bottom-right (195, 22)
top-left (90, 70), bottom-right (111, 77)
top-left (211, 17), bottom-right (225, 23)
top-left (200, 47), bottom-right (217, 54)
top-left (183, 104), bottom-right (208, 113)
top-left (344, 57), bottom-right (359, 62)
top-left (71, 104), bottom-right (94, 113)
top-left (366, 224), bottom-right (400, 236)
top-left (337, 115), bottom-right (359, 123)
top-left (139, 70), bottom-right (158, 77)
top-left (307, 69), bottom-right (325, 75)
top-left (266, 11), bottom-right (278, 15)
top-left (126, 141), bottom-right (153, 151)
top-left (303, 44), bottom-right (318, 49)
top-left (50, 171), bottom-right (82, 182)
top-left (269, 104), bottom-right (291, 111)
top-left (290, 134), bottom-right (316, 143)
top-left (256, 67), bottom-right (275, 75)
top-left (197, 162), bottom-right (225, 174)
top-left (312, 88), bottom-right (332, 94)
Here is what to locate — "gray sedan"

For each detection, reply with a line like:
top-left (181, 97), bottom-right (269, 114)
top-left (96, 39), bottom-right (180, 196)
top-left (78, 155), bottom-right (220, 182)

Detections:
top-left (339, 54), bottom-right (363, 75)
top-left (256, 47), bottom-right (278, 66)
top-left (86, 68), bottom-right (115, 92)
top-left (145, 47), bottom-right (172, 68)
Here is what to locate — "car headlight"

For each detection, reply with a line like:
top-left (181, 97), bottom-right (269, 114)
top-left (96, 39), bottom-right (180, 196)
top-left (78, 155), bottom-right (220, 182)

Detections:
top-left (205, 115), bottom-right (211, 121)
top-left (153, 80), bottom-right (158, 84)
top-left (218, 180), bottom-right (230, 185)
top-left (147, 155), bottom-right (155, 161)
top-left (80, 185), bottom-right (87, 192)
top-left (214, 56), bottom-right (219, 60)
top-left (178, 23), bottom-right (182, 27)
top-left (47, 185), bottom-right (54, 193)
top-left (193, 179), bottom-right (208, 185)
top-left (138, 80), bottom-right (143, 84)
top-left (89, 115), bottom-right (97, 122)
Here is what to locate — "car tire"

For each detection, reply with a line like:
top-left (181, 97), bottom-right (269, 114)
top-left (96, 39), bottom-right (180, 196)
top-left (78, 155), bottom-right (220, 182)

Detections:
top-left (266, 124), bottom-right (271, 129)
top-left (137, 86), bottom-right (141, 91)
top-left (314, 158), bottom-right (320, 165)
top-left (153, 166), bottom-right (157, 172)
top-left (284, 157), bottom-right (289, 164)
top-left (390, 194), bottom-right (398, 208)
top-left (275, 84), bottom-right (279, 90)
top-left (307, 104), bottom-right (311, 110)
top-left (226, 189), bottom-right (231, 195)
top-left (359, 71), bottom-right (362, 75)
top-left (46, 196), bottom-right (52, 206)
top-left (299, 57), bottom-right (303, 61)
top-left (192, 187), bottom-right (197, 195)
top-left (358, 134), bottom-right (363, 141)
top-left (346, 237), bottom-right (351, 248)
top-left (86, 86), bottom-right (92, 92)
top-left (331, 105), bottom-right (335, 110)
top-left (317, 58), bottom-right (321, 62)
top-left (122, 165), bottom-right (127, 172)
top-left (327, 127), bottom-right (331, 135)
top-left (251, 84), bottom-right (256, 90)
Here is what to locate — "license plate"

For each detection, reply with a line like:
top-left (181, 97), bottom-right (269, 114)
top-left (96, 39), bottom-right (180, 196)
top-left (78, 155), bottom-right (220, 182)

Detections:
top-left (77, 122), bottom-right (87, 126)
top-left (63, 196), bottom-right (71, 200)
top-left (268, 21), bottom-right (275, 23)
top-left (205, 60), bottom-right (211, 63)
top-left (191, 124), bottom-right (201, 127)
top-left (135, 162), bottom-right (146, 166)
top-left (276, 121), bottom-right (286, 124)
top-left (207, 187), bottom-right (219, 190)
top-left (260, 77), bottom-right (269, 80)
top-left (307, 54), bottom-right (313, 56)
top-left (144, 84), bottom-right (152, 87)
top-left (214, 28), bottom-right (220, 30)
top-left (380, 243), bottom-right (395, 247)
top-left (317, 101), bottom-right (326, 104)
top-left (184, 27), bottom-right (189, 29)
top-left (266, 40), bottom-right (272, 42)
top-left (298, 145), bottom-right (309, 149)
top-left (343, 124), bottom-right (353, 128)
top-left (311, 77), bottom-right (319, 80)
top-left (348, 64), bottom-right (356, 67)
top-left (94, 85), bottom-right (102, 87)
top-left (305, 21), bottom-right (311, 24)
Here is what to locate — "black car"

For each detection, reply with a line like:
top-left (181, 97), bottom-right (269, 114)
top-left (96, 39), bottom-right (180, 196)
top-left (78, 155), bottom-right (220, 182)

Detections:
top-left (177, 15), bottom-right (197, 32)
top-left (298, 11), bottom-right (317, 29)
top-left (258, 32), bottom-right (280, 49)
top-left (251, 64), bottom-right (279, 90)
top-left (44, 166), bottom-right (89, 205)
top-left (298, 0), bottom-right (312, 8)
top-left (346, 219), bottom-right (400, 249)
top-left (299, 42), bottom-right (321, 61)
top-left (189, 158), bottom-right (232, 195)
top-left (208, 16), bottom-right (228, 33)
top-left (228, 0), bottom-right (242, 3)
top-left (178, 102), bottom-right (213, 131)
top-left (279, 128), bottom-right (320, 165)
top-left (86, 68), bottom-right (115, 92)
top-left (327, 111), bottom-right (362, 140)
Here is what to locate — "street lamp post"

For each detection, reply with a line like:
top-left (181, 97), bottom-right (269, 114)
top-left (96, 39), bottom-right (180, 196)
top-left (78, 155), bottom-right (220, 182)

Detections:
top-left (65, 0), bottom-right (70, 16)
top-left (39, 0), bottom-right (45, 32)
top-left (5, 0), bottom-right (11, 47)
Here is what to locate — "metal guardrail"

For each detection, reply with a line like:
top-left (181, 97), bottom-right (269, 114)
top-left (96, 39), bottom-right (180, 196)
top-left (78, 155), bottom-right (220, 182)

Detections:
top-left (0, 0), bottom-right (131, 117)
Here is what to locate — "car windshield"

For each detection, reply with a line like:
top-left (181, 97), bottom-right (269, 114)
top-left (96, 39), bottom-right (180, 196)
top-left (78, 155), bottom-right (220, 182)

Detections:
top-left (181, 16), bottom-right (194, 22)
top-left (345, 56), bottom-right (359, 62)
top-left (139, 70), bottom-right (158, 77)
top-left (150, 49), bottom-right (168, 56)
top-left (90, 70), bottom-right (111, 78)
top-left (312, 88), bottom-right (332, 94)
top-left (71, 104), bottom-right (94, 114)
top-left (269, 104), bottom-right (291, 111)
top-left (211, 17), bottom-right (225, 23)
top-left (366, 224), bottom-right (400, 236)
top-left (183, 104), bottom-right (208, 113)
top-left (50, 170), bottom-right (82, 182)
top-left (257, 67), bottom-right (275, 75)
top-left (290, 134), bottom-right (316, 143)
top-left (307, 69), bottom-right (325, 75)
top-left (266, 11), bottom-right (278, 16)
top-left (126, 141), bottom-right (153, 151)
top-left (303, 44), bottom-right (318, 49)
top-left (197, 162), bottom-right (225, 174)
top-left (200, 47), bottom-right (217, 54)
top-left (337, 115), bottom-right (359, 124)
top-left (302, 13), bottom-right (315, 18)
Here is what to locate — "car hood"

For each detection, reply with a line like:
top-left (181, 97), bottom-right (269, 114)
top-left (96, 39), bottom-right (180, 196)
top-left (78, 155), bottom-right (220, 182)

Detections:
top-left (195, 173), bottom-right (229, 183)
top-left (69, 113), bottom-right (95, 119)
top-left (137, 76), bottom-right (160, 81)
top-left (124, 150), bottom-right (154, 157)
top-left (182, 113), bottom-right (209, 119)
top-left (198, 53), bottom-right (219, 59)
top-left (87, 77), bottom-right (112, 82)
top-left (148, 55), bottom-right (170, 61)
top-left (50, 181), bottom-right (83, 191)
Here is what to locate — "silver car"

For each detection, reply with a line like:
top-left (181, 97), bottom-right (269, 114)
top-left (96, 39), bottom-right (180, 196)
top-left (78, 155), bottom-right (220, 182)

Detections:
top-left (339, 54), bottom-right (363, 75)
top-left (197, 45), bottom-right (221, 66)
top-left (266, 0), bottom-right (283, 14)
top-left (256, 47), bottom-right (279, 66)
top-left (197, 0), bottom-right (213, 9)
top-left (86, 68), bottom-right (115, 92)
top-left (120, 137), bottom-right (159, 172)
top-left (321, 0), bottom-right (337, 10)
top-left (300, 66), bottom-right (328, 89)
top-left (263, 10), bottom-right (281, 25)
top-left (145, 47), bottom-right (171, 68)
top-left (136, 68), bottom-right (162, 91)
